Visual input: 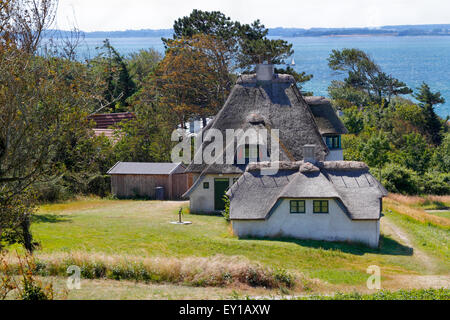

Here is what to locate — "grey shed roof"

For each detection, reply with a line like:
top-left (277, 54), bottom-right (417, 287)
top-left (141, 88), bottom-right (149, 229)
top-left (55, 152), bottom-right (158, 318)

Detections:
top-left (226, 161), bottom-right (387, 221)
top-left (304, 96), bottom-right (348, 135)
top-left (185, 73), bottom-right (330, 174)
top-left (107, 162), bottom-right (185, 175)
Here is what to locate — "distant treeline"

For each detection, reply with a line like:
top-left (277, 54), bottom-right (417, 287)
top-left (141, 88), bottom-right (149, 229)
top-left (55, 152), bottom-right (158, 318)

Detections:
top-left (46, 24), bottom-right (450, 38)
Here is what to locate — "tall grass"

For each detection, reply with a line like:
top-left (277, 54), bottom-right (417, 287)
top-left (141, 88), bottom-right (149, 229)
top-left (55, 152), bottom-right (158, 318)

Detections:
top-left (388, 194), bottom-right (450, 209)
top-left (4, 252), bottom-right (298, 289)
top-left (384, 196), bottom-right (450, 229)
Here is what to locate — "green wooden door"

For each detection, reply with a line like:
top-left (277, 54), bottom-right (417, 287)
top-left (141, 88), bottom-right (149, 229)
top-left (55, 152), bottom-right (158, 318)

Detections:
top-left (214, 178), bottom-right (229, 211)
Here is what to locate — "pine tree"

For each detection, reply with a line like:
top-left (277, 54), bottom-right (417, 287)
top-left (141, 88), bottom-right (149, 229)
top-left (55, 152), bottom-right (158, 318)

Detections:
top-left (414, 82), bottom-right (445, 145)
top-left (93, 39), bottom-right (136, 112)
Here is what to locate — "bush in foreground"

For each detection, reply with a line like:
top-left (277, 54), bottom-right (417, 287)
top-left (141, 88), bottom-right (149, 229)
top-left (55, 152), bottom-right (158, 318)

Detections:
top-left (6, 252), bottom-right (298, 290)
top-left (1, 253), bottom-right (57, 300)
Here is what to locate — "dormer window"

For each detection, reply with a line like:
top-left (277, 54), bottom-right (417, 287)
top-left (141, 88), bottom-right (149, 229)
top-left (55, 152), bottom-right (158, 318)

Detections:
top-left (236, 144), bottom-right (262, 164)
top-left (245, 144), bottom-right (258, 161)
top-left (325, 136), bottom-right (341, 150)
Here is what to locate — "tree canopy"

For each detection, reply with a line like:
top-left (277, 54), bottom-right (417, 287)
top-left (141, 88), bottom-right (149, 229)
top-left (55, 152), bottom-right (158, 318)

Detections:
top-left (414, 82), bottom-right (446, 145)
top-left (165, 9), bottom-right (296, 71)
top-left (328, 48), bottom-right (412, 107)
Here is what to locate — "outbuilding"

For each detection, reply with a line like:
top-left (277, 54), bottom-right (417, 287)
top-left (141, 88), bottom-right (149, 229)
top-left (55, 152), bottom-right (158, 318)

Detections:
top-left (107, 162), bottom-right (193, 200)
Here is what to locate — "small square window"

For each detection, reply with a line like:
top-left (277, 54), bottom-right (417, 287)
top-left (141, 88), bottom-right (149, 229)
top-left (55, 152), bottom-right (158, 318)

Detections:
top-left (290, 200), bottom-right (306, 214)
top-left (313, 200), bottom-right (329, 214)
top-left (326, 136), bottom-right (341, 149)
top-left (203, 182), bottom-right (210, 189)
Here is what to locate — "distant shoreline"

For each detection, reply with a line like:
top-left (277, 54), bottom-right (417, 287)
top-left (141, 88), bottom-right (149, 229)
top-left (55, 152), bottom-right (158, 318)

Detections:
top-left (45, 24), bottom-right (450, 39)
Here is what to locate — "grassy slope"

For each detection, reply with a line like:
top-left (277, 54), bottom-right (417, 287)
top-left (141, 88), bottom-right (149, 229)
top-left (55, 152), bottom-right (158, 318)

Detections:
top-left (383, 194), bottom-right (450, 272)
top-left (28, 198), bottom-right (448, 289)
top-left (383, 211), bottom-right (450, 273)
top-left (427, 211), bottom-right (450, 219)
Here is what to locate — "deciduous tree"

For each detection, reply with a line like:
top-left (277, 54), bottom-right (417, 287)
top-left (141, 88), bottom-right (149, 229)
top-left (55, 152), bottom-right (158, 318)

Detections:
top-left (153, 34), bottom-right (234, 127)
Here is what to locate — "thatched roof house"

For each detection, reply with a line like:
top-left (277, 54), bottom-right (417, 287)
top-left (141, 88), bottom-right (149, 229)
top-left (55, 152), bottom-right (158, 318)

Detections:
top-left (226, 152), bottom-right (387, 247)
top-left (183, 66), bottom-right (348, 213)
top-left (227, 160), bottom-right (387, 221)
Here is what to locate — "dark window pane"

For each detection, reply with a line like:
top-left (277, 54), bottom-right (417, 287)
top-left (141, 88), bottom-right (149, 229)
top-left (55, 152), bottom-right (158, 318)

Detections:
top-left (326, 136), bottom-right (341, 149)
top-left (313, 200), bottom-right (329, 213)
top-left (291, 200), bottom-right (305, 214)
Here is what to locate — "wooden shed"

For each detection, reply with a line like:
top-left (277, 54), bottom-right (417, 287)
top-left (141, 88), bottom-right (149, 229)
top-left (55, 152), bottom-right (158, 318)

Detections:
top-left (107, 162), bottom-right (193, 200)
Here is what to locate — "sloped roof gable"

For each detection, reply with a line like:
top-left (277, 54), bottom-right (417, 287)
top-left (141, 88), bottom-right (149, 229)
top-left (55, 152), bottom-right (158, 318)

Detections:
top-left (305, 96), bottom-right (348, 135)
top-left (186, 74), bottom-right (329, 174)
top-left (228, 161), bottom-right (387, 221)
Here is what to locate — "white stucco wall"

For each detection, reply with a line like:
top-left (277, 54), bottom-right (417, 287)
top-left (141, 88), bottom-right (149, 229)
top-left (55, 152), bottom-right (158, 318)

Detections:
top-left (325, 149), bottom-right (344, 161)
top-left (323, 136), bottom-right (344, 161)
top-left (189, 174), bottom-right (241, 213)
top-left (232, 198), bottom-right (380, 248)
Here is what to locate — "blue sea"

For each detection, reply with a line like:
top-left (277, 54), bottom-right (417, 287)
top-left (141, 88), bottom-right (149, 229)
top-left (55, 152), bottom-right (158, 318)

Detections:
top-left (73, 36), bottom-right (450, 118)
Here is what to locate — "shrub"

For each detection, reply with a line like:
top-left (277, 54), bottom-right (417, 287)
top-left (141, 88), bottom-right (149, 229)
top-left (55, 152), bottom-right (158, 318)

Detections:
top-left (0, 253), bottom-right (56, 300)
top-left (272, 268), bottom-right (296, 289)
top-left (11, 253), bottom-right (297, 290)
top-left (381, 164), bottom-right (420, 195)
top-left (421, 172), bottom-right (450, 195)
top-left (342, 134), bottom-right (363, 161)
top-left (342, 106), bottom-right (364, 134)
top-left (35, 179), bottom-right (70, 203)
top-left (35, 173), bottom-right (111, 202)
top-left (87, 175), bottom-right (111, 198)
top-left (222, 195), bottom-right (230, 222)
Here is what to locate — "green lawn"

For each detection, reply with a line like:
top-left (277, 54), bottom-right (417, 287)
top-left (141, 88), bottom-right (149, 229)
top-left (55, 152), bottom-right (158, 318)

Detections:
top-left (297, 288), bottom-right (450, 300)
top-left (26, 198), bottom-right (449, 289)
top-left (427, 211), bottom-right (450, 219)
top-left (383, 209), bottom-right (450, 273)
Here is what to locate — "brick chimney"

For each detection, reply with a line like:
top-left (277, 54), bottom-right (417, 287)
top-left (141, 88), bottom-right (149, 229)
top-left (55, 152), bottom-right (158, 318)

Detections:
top-left (256, 64), bottom-right (274, 81)
top-left (303, 145), bottom-right (316, 163)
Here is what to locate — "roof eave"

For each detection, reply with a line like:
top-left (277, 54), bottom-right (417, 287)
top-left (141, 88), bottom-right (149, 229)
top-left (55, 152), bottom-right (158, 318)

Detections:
top-left (106, 161), bottom-right (121, 175)
top-left (182, 175), bottom-right (205, 198)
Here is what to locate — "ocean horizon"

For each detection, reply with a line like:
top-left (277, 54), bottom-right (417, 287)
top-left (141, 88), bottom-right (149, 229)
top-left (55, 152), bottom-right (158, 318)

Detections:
top-left (51, 35), bottom-right (450, 118)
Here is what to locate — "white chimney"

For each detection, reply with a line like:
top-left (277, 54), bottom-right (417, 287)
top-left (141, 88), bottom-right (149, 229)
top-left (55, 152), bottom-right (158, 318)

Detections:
top-left (303, 144), bottom-right (316, 163)
top-left (256, 64), bottom-right (274, 81)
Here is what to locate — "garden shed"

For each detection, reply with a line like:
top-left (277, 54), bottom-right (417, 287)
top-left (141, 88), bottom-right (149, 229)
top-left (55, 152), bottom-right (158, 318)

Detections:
top-left (107, 162), bottom-right (193, 200)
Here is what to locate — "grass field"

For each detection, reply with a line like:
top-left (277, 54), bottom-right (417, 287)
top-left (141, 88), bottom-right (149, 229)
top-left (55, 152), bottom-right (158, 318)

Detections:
top-left (6, 195), bottom-right (448, 299)
top-left (427, 211), bottom-right (450, 219)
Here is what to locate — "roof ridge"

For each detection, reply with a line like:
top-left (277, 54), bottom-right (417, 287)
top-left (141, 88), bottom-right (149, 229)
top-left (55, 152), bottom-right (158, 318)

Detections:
top-left (289, 84), bottom-right (330, 155)
top-left (246, 161), bottom-right (369, 172)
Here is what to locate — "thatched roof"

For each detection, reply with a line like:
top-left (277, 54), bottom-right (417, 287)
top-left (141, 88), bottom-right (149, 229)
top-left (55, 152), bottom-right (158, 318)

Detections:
top-left (185, 74), bottom-right (331, 174)
top-left (227, 161), bottom-right (387, 221)
top-left (304, 96), bottom-right (348, 135)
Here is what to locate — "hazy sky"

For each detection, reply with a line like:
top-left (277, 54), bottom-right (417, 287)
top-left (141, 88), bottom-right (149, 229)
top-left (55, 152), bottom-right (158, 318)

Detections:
top-left (56, 0), bottom-right (450, 31)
